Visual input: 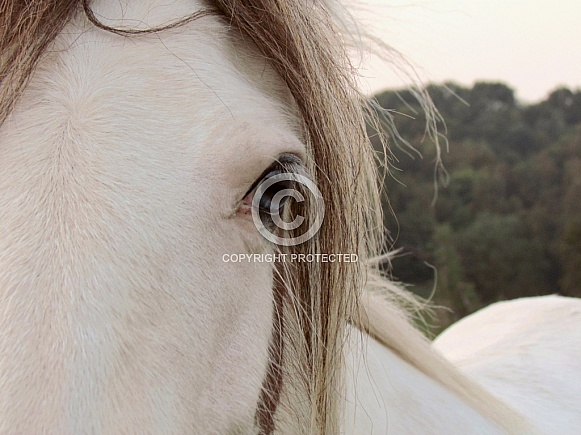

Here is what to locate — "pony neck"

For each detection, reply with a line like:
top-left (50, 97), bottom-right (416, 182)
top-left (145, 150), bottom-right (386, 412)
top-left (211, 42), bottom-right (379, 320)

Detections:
top-left (344, 328), bottom-right (505, 434)
top-left (346, 287), bottom-right (537, 434)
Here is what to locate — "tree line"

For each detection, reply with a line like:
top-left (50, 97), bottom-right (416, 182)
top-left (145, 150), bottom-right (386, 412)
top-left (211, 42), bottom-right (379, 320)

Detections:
top-left (370, 82), bottom-right (581, 331)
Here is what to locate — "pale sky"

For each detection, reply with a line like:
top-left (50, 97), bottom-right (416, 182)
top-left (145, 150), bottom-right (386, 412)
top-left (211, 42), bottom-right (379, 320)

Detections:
top-left (355, 0), bottom-right (581, 103)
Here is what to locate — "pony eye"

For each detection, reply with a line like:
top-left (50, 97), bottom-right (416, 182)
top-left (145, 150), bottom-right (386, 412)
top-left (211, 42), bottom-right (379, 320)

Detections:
top-left (256, 171), bottom-right (296, 215)
top-left (241, 153), bottom-right (303, 220)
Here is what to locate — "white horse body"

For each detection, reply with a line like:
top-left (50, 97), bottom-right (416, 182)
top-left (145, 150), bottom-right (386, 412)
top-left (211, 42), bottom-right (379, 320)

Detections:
top-left (1, 0), bottom-right (580, 433)
top-left (345, 294), bottom-right (581, 434)
top-left (344, 332), bottom-right (503, 434)
top-left (434, 295), bottom-right (581, 434)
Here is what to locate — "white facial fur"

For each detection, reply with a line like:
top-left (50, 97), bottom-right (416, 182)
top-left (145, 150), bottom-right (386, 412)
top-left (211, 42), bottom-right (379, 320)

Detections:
top-left (0, 1), bottom-right (303, 432)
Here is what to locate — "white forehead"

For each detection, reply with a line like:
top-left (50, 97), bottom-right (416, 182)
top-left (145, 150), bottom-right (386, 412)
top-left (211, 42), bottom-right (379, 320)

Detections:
top-left (23, 0), bottom-right (304, 172)
top-left (0, 1), bottom-right (309, 268)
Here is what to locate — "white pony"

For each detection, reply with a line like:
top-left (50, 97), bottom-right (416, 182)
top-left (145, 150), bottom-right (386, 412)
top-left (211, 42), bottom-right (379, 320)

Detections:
top-left (0, 1), bottom-right (580, 433)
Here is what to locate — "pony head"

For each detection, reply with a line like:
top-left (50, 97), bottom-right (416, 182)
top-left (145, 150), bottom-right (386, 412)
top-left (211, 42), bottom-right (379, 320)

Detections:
top-left (0, 0), bottom-right (382, 433)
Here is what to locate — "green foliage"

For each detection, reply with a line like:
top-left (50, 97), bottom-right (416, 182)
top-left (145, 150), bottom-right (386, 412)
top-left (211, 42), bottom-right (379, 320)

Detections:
top-left (372, 82), bottom-right (581, 329)
top-left (430, 224), bottom-right (481, 331)
top-left (457, 212), bottom-right (549, 302)
top-left (560, 220), bottom-right (581, 295)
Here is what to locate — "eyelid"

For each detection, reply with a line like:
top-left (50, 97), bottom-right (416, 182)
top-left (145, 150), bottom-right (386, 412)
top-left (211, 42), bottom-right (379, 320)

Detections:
top-left (271, 153), bottom-right (304, 175)
top-left (276, 152), bottom-right (303, 168)
top-left (242, 153), bottom-right (305, 199)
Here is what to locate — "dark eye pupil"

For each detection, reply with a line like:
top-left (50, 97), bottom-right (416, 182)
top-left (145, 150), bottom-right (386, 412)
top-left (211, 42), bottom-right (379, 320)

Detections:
top-left (242, 153), bottom-right (304, 227)
top-left (259, 176), bottom-right (294, 215)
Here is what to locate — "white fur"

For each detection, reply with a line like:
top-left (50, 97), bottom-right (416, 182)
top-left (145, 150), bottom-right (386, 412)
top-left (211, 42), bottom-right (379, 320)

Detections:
top-left (345, 294), bottom-right (581, 434)
top-left (344, 330), bottom-right (504, 434)
top-left (0, 1), bottom-right (302, 432)
top-left (434, 295), bottom-right (581, 434)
